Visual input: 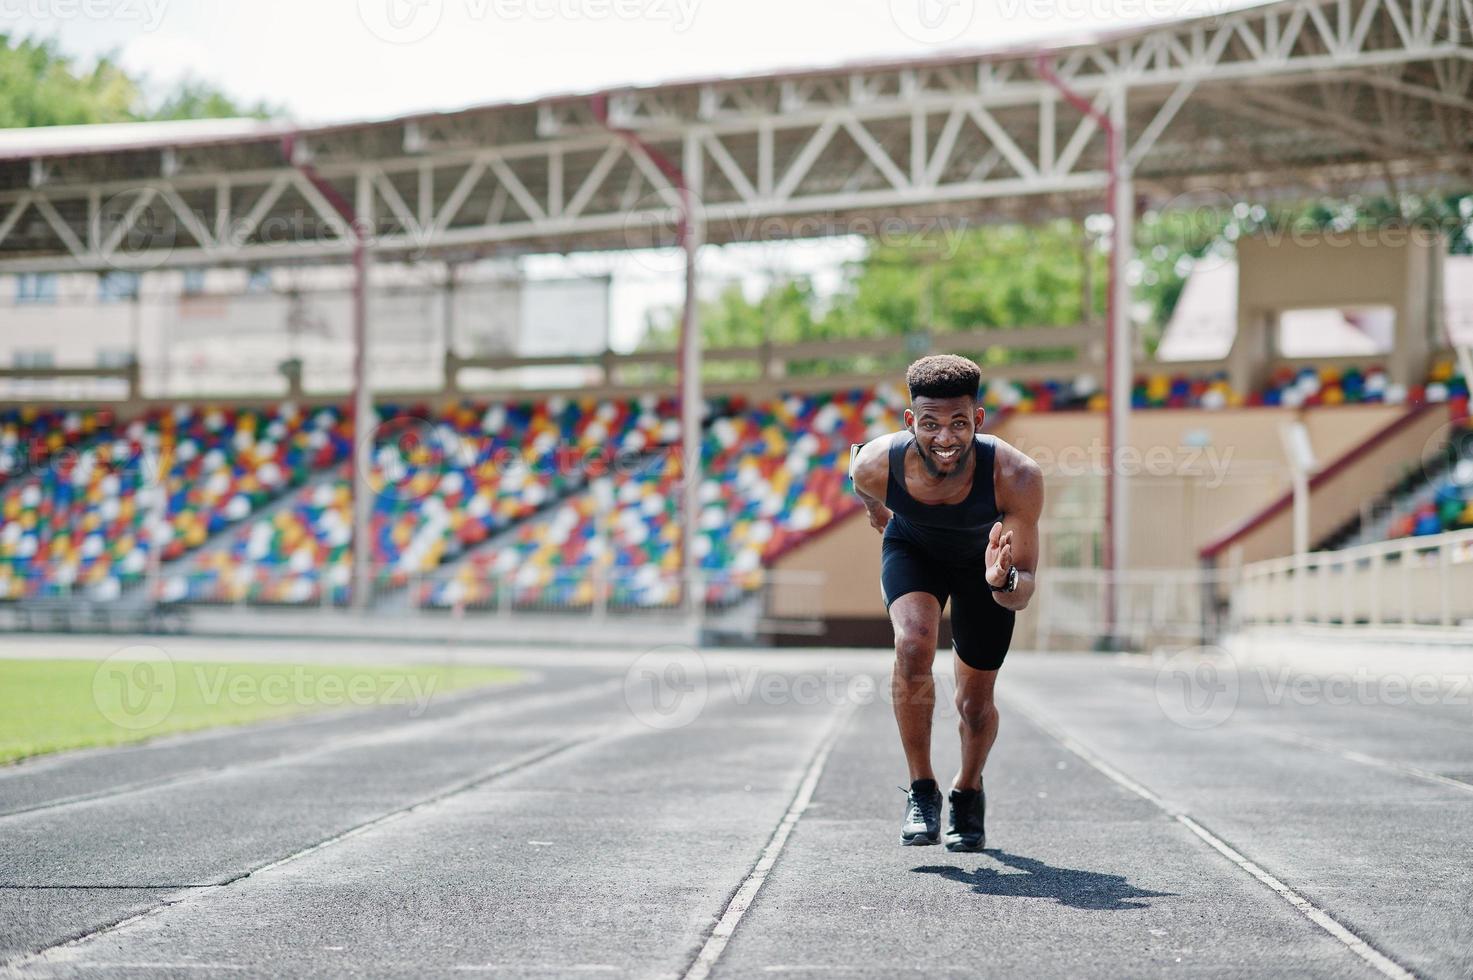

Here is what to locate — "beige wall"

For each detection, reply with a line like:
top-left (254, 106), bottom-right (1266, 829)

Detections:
top-left (771, 511), bottom-right (883, 619)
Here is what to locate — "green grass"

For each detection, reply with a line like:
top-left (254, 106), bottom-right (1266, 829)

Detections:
top-left (0, 657), bottom-right (523, 765)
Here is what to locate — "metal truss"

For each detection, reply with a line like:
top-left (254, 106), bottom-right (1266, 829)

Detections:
top-left (0, 0), bottom-right (1469, 272)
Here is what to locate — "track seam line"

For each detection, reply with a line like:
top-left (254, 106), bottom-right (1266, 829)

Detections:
top-left (1003, 696), bottom-right (1417, 980)
top-left (0, 678), bottom-right (624, 821)
top-left (680, 701), bottom-right (858, 980)
top-left (1254, 728), bottom-right (1473, 797)
top-left (0, 733), bottom-right (601, 974)
top-left (238, 735), bottom-right (593, 880)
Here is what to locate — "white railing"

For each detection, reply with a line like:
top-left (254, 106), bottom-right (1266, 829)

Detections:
top-left (1234, 527), bottom-right (1473, 631)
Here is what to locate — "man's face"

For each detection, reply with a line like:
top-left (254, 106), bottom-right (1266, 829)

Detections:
top-left (904, 395), bottom-right (984, 478)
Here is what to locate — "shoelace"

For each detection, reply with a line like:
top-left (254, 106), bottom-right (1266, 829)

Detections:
top-left (899, 786), bottom-right (940, 827)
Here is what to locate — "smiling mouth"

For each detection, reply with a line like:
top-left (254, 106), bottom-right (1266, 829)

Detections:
top-left (932, 447), bottom-right (960, 461)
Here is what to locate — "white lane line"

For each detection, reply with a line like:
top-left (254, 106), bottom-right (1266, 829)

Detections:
top-left (681, 702), bottom-right (858, 980)
top-left (1004, 697), bottom-right (1416, 980)
top-left (1257, 728), bottom-right (1473, 797)
top-left (451, 966), bottom-right (620, 973)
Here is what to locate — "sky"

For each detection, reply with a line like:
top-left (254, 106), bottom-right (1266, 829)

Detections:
top-left (10, 0), bottom-right (1262, 350)
top-left (15, 0), bottom-right (1261, 125)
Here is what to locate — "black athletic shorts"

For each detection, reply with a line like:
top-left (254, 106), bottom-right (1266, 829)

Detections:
top-left (880, 535), bottom-right (1015, 672)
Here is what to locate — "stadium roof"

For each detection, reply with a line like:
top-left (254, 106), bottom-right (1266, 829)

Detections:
top-left (0, 118), bottom-right (291, 162)
top-left (0, 0), bottom-right (1470, 272)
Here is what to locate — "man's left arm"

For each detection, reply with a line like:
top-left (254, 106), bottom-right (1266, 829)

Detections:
top-left (986, 448), bottom-right (1043, 612)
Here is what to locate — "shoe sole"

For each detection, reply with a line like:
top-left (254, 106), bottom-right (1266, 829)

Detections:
top-left (943, 836), bottom-right (986, 852)
top-left (901, 833), bottom-right (940, 846)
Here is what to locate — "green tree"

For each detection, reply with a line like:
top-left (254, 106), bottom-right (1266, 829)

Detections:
top-left (0, 34), bottom-right (279, 128)
top-left (149, 76), bottom-right (276, 121)
top-left (640, 220), bottom-right (1107, 376)
top-left (0, 36), bottom-right (138, 127)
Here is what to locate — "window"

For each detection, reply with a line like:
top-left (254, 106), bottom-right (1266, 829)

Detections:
top-left (98, 271), bottom-right (140, 303)
top-left (13, 349), bottom-right (55, 368)
top-left (15, 273), bottom-right (57, 304)
top-left (97, 348), bottom-right (133, 369)
top-left (1277, 306), bottom-right (1395, 357)
top-left (246, 268), bottom-right (272, 293)
top-left (182, 269), bottom-right (206, 296)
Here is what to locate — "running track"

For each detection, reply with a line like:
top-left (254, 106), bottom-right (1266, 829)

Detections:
top-left (1, 637), bottom-right (1470, 978)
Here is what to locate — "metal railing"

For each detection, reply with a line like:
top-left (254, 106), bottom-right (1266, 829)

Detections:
top-left (1233, 527), bottom-right (1473, 631)
top-left (0, 561), bottom-right (826, 641)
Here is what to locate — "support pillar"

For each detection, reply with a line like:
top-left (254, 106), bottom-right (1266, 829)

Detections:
top-left (681, 194), bottom-right (704, 622)
top-left (350, 236), bottom-right (373, 611)
top-left (1107, 88), bottom-right (1133, 646)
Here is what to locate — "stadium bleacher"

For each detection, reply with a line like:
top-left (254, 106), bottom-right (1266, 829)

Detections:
top-left (0, 404), bottom-right (349, 601)
top-left (1, 359), bottom-right (1467, 607)
top-left (0, 407), bottom-right (117, 487)
top-left (421, 386), bottom-right (903, 611)
top-left (170, 394), bottom-right (683, 606)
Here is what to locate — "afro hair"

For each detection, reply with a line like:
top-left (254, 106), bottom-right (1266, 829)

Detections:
top-left (905, 354), bottom-right (982, 402)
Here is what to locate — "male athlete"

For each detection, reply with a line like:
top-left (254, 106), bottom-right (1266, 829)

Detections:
top-left (849, 354), bottom-right (1042, 851)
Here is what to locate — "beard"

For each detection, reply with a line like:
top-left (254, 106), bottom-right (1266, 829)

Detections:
top-left (917, 436), bottom-right (972, 479)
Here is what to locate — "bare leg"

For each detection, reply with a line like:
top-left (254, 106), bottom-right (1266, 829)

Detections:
top-left (888, 592), bottom-right (942, 784)
top-left (952, 658), bottom-right (999, 792)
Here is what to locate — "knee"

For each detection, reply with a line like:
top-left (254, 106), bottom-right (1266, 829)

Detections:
top-left (893, 628), bottom-right (936, 681)
top-left (956, 694), bottom-right (997, 732)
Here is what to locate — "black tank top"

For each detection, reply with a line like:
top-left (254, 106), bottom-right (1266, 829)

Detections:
top-left (883, 432), bottom-right (1000, 564)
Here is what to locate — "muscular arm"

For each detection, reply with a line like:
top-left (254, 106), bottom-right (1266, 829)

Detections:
top-left (849, 434), bottom-right (897, 534)
top-left (987, 442), bottom-right (1044, 611)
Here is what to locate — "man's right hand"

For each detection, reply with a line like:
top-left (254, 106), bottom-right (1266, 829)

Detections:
top-left (866, 503), bottom-right (892, 534)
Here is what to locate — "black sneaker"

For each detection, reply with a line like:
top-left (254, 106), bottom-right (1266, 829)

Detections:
top-left (945, 784), bottom-right (986, 852)
top-left (900, 779), bottom-right (942, 845)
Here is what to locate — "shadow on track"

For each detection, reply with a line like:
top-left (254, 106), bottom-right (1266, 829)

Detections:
top-left (913, 851), bottom-right (1175, 911)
